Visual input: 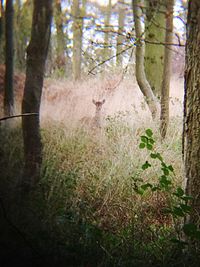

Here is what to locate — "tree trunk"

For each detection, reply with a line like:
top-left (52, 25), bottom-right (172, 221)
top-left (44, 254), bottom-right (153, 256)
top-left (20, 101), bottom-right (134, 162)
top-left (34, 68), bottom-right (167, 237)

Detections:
top-left (4, 0), bottom-right (14, 118)
top-left (132, 0), bottom-right (158, 119)
top-left (54, 0), bottom-right (66, 70)
top-left (72, 0), bottom-right (83, 80)
top-left (104, 0), bottom-right (112, 61)
top-left (183, 0), bottom-right (200, 250)
top-left (21, 0), bottom-right (52, 191)
top-left (144, 0), bottom-right (165, 97)
top-left (116, 0), bottom-right (125, 66)
top-left (160, 0), bottom-right (174, 139)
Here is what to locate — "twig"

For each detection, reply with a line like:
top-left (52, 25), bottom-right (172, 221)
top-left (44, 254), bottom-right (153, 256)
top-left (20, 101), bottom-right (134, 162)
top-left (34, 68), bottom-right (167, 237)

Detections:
top-left (0, 113), bottom-right (38, 122)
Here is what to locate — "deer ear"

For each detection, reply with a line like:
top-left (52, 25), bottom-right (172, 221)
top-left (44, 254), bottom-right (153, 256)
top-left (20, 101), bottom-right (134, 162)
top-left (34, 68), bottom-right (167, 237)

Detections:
top-left (102, 99), bottom-right (105, 104)
top-left (92, 99), bottom-right (96, 104)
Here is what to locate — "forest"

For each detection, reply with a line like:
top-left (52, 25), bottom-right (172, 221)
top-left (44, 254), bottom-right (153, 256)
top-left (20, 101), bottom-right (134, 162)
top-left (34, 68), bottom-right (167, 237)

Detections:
top-left (0, 0), bottom-right (200, 266)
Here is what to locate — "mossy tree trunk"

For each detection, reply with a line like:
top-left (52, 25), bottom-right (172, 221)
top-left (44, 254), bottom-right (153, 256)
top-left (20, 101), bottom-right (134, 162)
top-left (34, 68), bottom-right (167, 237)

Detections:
top-left (132, 0), bottom-right (158, 119)
top-left (183, 0), bottom-right (200, 250)
top-left (22, 0), bottom-right (52, 191)
top-left (72, 0), bottom-right (83, 80)
top-left (144, 0), bottom-right (165, 97)
top-left (160, 0), bottom-right (174, 139)
top-left (116, 0), bottom-right (125, 66)
top-left (4, 0), bottom-right (14, 117)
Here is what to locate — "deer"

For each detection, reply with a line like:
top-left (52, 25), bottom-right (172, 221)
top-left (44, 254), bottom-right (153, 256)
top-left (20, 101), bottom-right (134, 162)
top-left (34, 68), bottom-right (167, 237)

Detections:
top-left (80, 99), bottom-right (106, 129)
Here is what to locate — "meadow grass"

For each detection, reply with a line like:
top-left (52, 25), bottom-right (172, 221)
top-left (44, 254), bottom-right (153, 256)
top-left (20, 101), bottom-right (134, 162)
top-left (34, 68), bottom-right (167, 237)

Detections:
top-left (0, 113), bottom-right (190, 266)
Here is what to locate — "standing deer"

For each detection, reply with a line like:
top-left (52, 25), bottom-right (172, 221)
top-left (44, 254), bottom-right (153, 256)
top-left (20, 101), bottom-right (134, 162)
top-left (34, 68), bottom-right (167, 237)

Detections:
top-left (80, 99), bottom-right (106, 129)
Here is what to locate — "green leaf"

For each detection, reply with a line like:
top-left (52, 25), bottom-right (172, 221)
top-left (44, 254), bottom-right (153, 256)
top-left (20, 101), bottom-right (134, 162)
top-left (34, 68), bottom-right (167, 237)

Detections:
top-left (139, 143), bottom-right (145, 149)
top-left (146, 143), bottom-right (153, 150)
top-left (181, 195), bottom-right (193, 201)
top-left (141, 183), bottom-right (153, 191)
top-left (141, 136), bottom-right (148, 143)
top-left (148, 138), bottom-right (155, 144)
top-left (173, 207), bottom-right (185, 217)
top-left (152, 186), bottom-right (160, 192)
top-left (183, 223), bottom-right (198, 237)
top-left (150, 153), bottom-right (157, 159)
top-left (162, 168), bottom-right (169, 176)
top-left (170, 238), bottom-right (188, 248)
top-left (174, 187), bottom-right (184, 197)
top-left (179, 204), bottom-right (191, 213)
top-left (159, 175), bottom-right (172, 187)
top-left (142, 161), bottom-right (151, 170)
top-left (145, 129), bottom-right (153, 137)
top-left (168, 165), bottom-right (174, 172)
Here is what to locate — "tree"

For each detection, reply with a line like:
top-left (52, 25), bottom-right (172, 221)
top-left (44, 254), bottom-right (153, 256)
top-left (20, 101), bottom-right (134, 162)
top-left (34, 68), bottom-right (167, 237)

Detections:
top-left (132, 0), bottom-right (158, 119)
top-left (116, 0), bottom-right (125, 66)
top-left (104, 0), bottom-right (112, 61)
top-left (160, 0), bottom-right (174, 139)
top-left (183, 0), bottom-right (200, 249)
top-left (144, 0), bottom-right (165, 97)
top-left (21, 0), bottom-right (52, 191)
top-left (54, 0), bottom-right (66, 71)
top-left (4, 0), bottom-right (14, 117)
top-left (72, 0), bottom-right (83, 80)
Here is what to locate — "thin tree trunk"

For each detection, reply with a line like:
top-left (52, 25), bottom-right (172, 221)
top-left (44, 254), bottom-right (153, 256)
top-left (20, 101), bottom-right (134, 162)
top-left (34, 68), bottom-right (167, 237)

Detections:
top-left (132, 0), bottom-right (158, 119)
top-left (54, 0), bottom-right (66, 70)
top-left (72, 0), bottom-right (82, 80)
top-left (4, 0), bottom-right (14, 117)
top-left (144, 0), bottom-right (165, 97)
top-left (116, 0), bottom-right (125, 66)
top-left (104, 0), bottom-right (112, 61)
top-left (183, 0), bottom-right (200, 250)
top-left (21, 0), bottom-right (52, 191)
top-left (160, 0), bottom-right (174, 139)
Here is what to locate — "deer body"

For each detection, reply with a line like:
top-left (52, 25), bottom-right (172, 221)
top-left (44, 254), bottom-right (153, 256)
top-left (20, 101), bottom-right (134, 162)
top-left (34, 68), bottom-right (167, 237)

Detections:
top-left (80, 99), bottom-right (105, 129)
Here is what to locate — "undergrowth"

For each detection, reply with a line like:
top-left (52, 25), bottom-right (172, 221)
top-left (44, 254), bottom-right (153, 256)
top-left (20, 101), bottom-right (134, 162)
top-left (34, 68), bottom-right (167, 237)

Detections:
top-left (1, 117), bottom-right (198, 266)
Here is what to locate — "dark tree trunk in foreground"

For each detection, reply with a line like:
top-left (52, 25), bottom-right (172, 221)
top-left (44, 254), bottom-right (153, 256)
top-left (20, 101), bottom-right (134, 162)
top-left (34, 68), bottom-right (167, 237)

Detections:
top-left (183, 0), bottom-right (200, 250)
top-left (22, 0), bottom-right (52, 191)
top-left (160, 0), bottom-right (174, 139)
top-left (4, 0), bottom-right (14, 117)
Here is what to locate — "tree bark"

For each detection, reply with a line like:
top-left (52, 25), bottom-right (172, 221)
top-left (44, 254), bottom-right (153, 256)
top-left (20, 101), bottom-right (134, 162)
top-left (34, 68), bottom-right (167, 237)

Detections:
top-left (54, 0), bottom-right (66, 70)
top-left (116, 0), bottom-right (125, 66)
top-left (104, 0), bottom-right (112, 61)
top-left (72, 0), bottom-right (83, 80)
top-left (183, 0), bottom-right (200, 250)
top-left (4, 0), bottom-right (14, 117)
top-left (132, 0), bottom-right (158, 119)
top-left (21, 0), bottom-right (52, 191)
top-left (160, 0), bottom-right (174, 139)
top-left (144, 0), bottom-right (165, 97)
